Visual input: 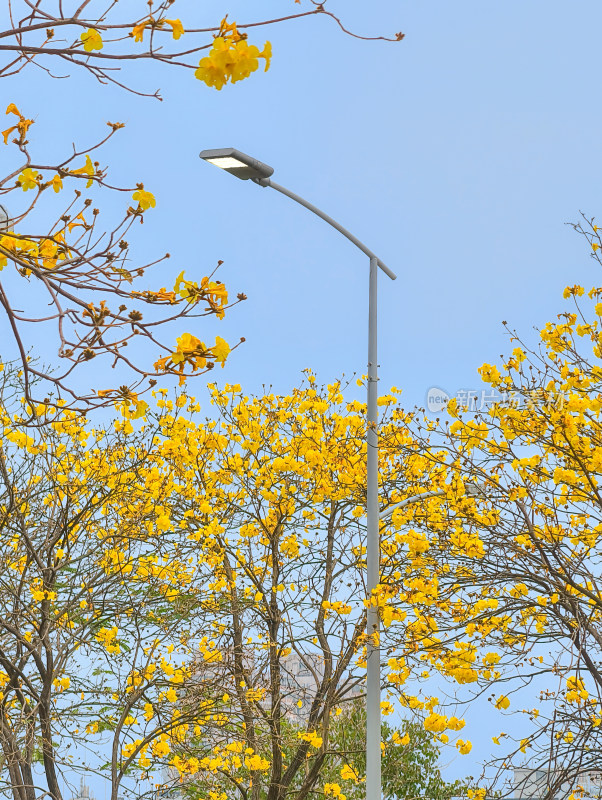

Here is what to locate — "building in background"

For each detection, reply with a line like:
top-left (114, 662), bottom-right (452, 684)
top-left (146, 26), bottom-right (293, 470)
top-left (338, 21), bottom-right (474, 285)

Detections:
top-left (280, 652), bottom-right (362, 721)
top-left (512, 768), bottom-right (602, 800)
top-left (72, 778), bottom-right (95, 800)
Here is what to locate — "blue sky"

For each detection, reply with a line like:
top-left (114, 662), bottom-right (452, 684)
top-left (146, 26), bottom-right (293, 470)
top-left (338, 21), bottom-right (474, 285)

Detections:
top-left (4, 0), bottom-right (602, 411)
top-left (2, 0), bottom-right (602, 787)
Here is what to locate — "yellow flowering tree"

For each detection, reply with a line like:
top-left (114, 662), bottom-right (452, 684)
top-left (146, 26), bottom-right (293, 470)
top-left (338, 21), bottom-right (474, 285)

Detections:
top-left (0, 362), bottom-right (239, 800)
top-left (0, 365), bottom-right (454, 800)
top-left (0, 105), bottom-right (243, 413)
top-left (0, 2), bottom-right (403, 95)
top-left (391, 220), bottom-right (602, 794)
top-left (145, 375), bottom-right (480, 800)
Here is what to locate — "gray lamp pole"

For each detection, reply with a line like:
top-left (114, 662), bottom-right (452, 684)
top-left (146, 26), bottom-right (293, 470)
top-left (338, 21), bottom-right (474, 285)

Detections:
top-left (200, 148), bottom-right (396, 800)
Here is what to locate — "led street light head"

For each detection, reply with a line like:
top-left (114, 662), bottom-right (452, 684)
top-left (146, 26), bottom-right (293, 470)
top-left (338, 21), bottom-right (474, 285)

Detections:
top-left (199, 148), bottom-right (274, 181)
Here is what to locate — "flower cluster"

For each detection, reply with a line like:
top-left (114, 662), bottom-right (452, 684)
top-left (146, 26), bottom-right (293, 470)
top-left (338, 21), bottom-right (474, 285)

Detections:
top-left (195, 19), bottom-right (271, 90)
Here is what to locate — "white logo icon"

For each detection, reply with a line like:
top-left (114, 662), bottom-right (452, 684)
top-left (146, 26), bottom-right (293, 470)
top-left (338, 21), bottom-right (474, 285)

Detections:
top-left (426, 386), bottom-right (450, 413)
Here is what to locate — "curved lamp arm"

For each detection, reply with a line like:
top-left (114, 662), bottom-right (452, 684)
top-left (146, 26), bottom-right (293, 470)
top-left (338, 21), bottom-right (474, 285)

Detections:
top-left (254, 178), bottom-right (397, 281)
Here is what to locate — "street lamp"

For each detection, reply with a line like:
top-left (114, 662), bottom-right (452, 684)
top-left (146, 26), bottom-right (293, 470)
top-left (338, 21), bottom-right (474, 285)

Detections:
top-left (200, 147), bottom-right (395, 800)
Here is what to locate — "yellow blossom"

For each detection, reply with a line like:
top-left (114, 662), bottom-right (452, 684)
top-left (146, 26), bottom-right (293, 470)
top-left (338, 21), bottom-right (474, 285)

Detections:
top-left (80, 28), bottom-right (103, 52)
top-left (132, 189), bottom-right (156, 210)
top-left (17, 168), bottom-right (39, 191)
